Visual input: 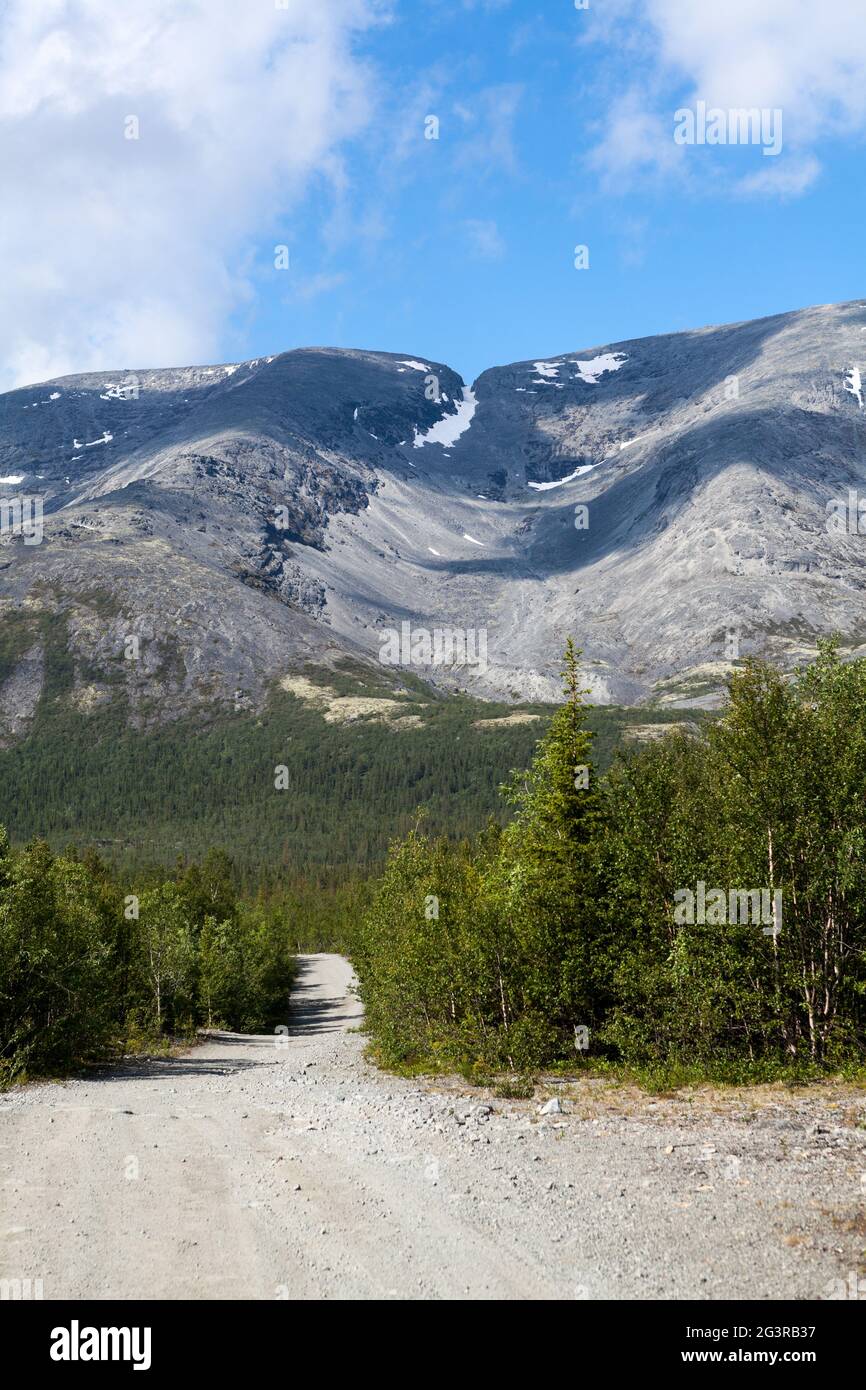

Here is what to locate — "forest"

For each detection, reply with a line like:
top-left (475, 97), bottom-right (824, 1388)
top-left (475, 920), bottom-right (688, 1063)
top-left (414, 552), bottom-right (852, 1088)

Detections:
top-left (4, 639), bottom-right (865, 1087)
top-left (353, 640), bottom-right (866, 1082)
top-left (0, 614), bottom-right (695, 884)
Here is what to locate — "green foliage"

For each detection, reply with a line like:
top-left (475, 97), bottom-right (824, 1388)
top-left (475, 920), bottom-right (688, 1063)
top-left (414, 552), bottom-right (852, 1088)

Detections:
top-left (0, 842), bottom-right (295, 1085)
top-left (600, 641), bottom-right (866, 1066)
top-left (356, 646), bottom-right (608, 1070)
top-left (135, 884), bottom-right (196, 1033)
top-left (0, 840), bottom-right (119, 1079)
top-left (199, 910), bottom-right (295, 1033)
top-left (355, 641), bottom-right (866, 1076)
top-left (0, 614), bottom-right (706, 886)
top-left (11, 617), bottom-right (865, 1087)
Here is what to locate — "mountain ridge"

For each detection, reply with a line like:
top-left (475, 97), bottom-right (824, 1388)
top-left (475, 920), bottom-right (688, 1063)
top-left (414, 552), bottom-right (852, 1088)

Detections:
top-left (2, 298), bottom-right (866, 747)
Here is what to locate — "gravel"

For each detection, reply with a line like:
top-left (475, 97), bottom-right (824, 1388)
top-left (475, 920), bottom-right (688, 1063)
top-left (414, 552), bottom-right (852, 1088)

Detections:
top-left (1, 953), bottom-right (864, 1301)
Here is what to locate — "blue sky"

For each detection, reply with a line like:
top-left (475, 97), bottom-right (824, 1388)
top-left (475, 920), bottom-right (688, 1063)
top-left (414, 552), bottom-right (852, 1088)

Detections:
top-left (1, 0), bottom-right (864, 389)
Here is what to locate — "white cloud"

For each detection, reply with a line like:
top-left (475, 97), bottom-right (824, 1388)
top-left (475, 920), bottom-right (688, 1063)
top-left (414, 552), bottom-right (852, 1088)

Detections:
top-left (293, 272), bottom-right (349, 302)
top-left (588, 92), bottom-right (685, 189)
top-left (463, 218), bottom-right (506, 260)
top-left (587, 0), bottom-right (866, 195)
top-left (0, 0), bottom-right (388, 389)
top-left (645, 0), bottom-right (866, 134)
top-left (452, 84), bottom-right (523, 176)
top-left (737, 155), bottom-right (821, 200)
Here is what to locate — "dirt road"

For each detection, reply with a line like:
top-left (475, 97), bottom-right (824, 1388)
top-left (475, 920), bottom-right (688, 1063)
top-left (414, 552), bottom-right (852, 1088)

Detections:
top-left (1, 953), bottom-right (864, 1300)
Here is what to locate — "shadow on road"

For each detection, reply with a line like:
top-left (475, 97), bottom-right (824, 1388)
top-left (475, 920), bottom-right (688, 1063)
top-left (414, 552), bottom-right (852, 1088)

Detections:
top-left (70, 955), bottom-right (357, 1084)
top-left (83, 1053), bottom-right (274, 1082)
top-left (287, 957), bottom-right (359, 1037)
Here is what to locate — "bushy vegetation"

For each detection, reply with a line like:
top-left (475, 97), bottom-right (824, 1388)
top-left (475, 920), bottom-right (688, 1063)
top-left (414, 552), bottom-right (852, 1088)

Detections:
top-left (11, 609), bottom-right (862, 1088)
top-left (354, 640), bottom-right (866, 1077)
top-left (0, 844), bottom-right (295, 1085)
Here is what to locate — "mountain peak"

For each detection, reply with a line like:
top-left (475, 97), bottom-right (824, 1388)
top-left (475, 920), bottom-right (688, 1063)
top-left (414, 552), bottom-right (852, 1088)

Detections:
top-left (2, 299), bottom-right (866, 745)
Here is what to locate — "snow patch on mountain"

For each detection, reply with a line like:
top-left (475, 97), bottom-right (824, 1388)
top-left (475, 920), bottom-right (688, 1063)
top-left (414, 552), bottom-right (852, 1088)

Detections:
top-left (528, 463), bottom-right (598, 490)
top-left (412, 387), bottom-right (477, 449)
top-left (570, 352), bottom-right (628, 384)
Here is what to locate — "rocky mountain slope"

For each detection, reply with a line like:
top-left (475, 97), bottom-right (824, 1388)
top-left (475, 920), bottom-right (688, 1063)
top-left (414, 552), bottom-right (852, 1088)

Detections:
top-left (2, 299), bottom-right (866, 743)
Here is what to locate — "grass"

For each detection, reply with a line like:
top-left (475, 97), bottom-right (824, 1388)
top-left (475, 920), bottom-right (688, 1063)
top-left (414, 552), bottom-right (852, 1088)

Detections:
top-left (361, 1044), bottom-right (866, 1107)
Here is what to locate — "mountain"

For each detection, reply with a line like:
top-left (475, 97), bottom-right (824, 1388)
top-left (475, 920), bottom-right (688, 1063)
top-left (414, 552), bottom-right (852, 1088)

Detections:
top-left (2, 299), bottom-right (866, 755)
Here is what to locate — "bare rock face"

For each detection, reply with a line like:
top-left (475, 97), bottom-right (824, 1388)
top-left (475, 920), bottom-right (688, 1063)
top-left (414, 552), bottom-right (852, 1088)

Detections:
top-left (0, 642), bottom-right (44, 746)
top-left (2, 301), bottom-right (866, 734)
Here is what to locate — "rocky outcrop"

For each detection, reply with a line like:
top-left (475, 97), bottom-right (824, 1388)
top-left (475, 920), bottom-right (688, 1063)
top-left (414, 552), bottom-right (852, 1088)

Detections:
top-left (2, 301), bottom-right (866, 732)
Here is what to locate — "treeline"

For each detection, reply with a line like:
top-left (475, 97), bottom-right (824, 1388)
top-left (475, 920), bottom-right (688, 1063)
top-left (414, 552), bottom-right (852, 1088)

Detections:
top-left (0, 621), bottom-right (697, 884)
top-left (0, 844), bottom-right (295, 1084)
top-left (0, 660), bottom-right (550, 882)
top-left (354, 640), bottom-right (866, 1079)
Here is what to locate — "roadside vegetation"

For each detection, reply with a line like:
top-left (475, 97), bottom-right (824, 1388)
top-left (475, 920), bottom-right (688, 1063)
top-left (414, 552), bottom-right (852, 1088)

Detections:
top-left (0, 845), bottom-right (294, 1086)
top-left (354, 639), bottom-right (866, 1081)
top-left (6, 638), bottom-right (865, 1090)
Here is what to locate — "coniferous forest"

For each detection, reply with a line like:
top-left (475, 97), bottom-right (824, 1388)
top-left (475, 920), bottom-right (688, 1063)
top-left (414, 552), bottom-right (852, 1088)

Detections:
top-left (3, 640), bottom-right (866, 1085)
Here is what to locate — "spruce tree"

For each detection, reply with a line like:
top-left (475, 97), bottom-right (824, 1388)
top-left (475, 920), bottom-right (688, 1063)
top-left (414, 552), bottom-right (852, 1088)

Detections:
top-left (503, 637), bottom-right (601, 864)
top-left (492, 639), bottom-right (604, 1060)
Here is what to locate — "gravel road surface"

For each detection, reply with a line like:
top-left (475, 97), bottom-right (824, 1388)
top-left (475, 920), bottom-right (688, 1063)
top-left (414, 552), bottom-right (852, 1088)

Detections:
top-left (2, 953), bottom-right (865, 1300)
